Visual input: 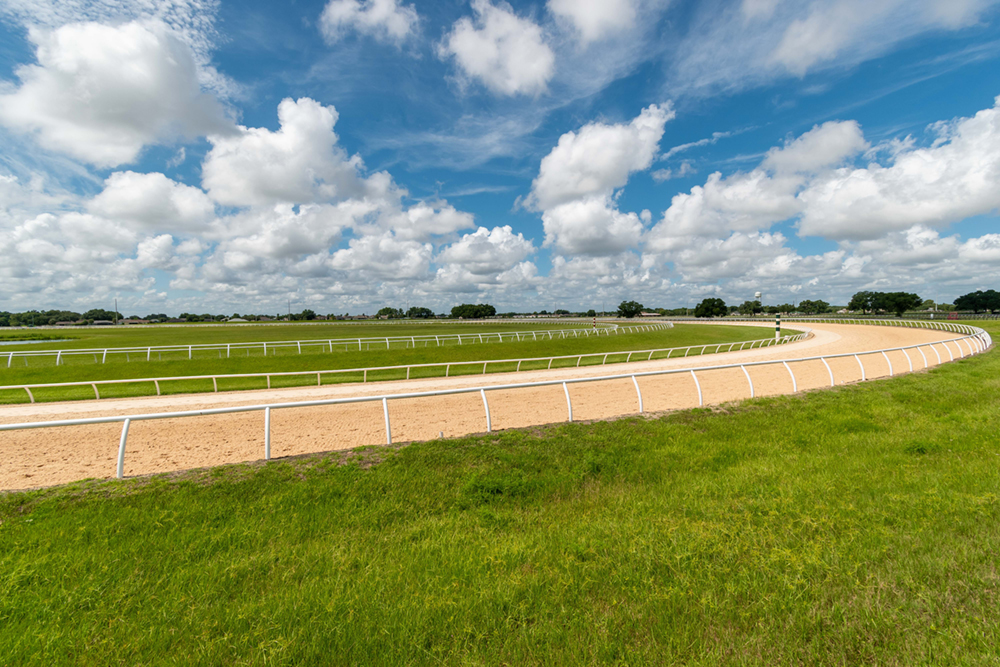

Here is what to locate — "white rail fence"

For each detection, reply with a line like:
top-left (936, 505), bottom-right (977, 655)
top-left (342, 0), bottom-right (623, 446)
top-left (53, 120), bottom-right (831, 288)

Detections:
top-left (674, 317), bottom-right (978, 334)
top-left (2, 323), bottom-right (671, 368)
top-left (2, 331), bottom-right (808, 404)
top-left (0, 322), bottom-right (990, 480)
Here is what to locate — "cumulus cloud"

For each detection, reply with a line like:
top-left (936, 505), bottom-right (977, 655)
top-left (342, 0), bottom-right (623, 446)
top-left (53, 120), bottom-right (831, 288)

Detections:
top-left (202, 97), bottom-right (386, 207)
top-left (319, 0), bottom-right (419, 44)
top-left (0, 21), bottom-right (234, 168)
top-left (439, 0), bottom-right (555, 96)
top-left (437, 225), bottom-right (535, 275)
top-left (528, 104), bottom-right (673, 210)
top-left (541, 197), bottom-right (645, 256)
top-left (88, 171), bottom-right (215, 233)
top-left (797, 97), bottom-right (1000, 239)
top-left (547, 0), bottom-right (636, 43)
top-left (762, 120), bottom-right (869, 173)
top-left (379, 202), bottom-right (476, 241)
top-left (330, 232), bottom-right (432, 279)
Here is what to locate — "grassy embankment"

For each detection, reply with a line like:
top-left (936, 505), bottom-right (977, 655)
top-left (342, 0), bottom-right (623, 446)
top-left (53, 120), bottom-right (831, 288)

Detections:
top-left (0, 322), bottom-right (996, 664)
top-left (0, 324), bottom-right (782, 404)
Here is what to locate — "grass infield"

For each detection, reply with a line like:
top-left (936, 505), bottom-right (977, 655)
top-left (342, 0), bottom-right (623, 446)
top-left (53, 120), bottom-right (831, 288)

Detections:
top-left (0, 324), bottom-right (782, 404)
top-left (1, 322), bottom-right (994, 664)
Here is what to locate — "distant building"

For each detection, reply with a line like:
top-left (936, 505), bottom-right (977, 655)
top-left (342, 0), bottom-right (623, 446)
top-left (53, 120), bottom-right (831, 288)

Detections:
top-left (120, 319), bottom-right (149, 325)
top-left (92, 320), bottom-right (114, 326)
top-left (228, 318), bottom-right (249, 322)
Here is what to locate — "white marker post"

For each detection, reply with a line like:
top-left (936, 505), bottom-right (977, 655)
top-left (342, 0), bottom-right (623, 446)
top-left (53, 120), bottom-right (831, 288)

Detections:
top-left (775, 313), bottom-right (781, 341)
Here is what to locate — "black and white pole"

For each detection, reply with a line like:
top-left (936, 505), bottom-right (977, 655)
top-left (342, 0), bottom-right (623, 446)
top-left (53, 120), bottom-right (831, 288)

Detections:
top-left (775, 313), bottom-right (781, 341)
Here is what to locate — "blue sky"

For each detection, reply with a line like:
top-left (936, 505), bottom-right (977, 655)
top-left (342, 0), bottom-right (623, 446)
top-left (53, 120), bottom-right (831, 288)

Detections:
top-left (1, 0), bottom-right (999, 316)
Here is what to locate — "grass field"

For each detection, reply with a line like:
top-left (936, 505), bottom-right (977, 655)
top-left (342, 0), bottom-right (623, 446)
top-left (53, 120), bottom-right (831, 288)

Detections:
top-left (0, 320), bottom-right (593, 351)
top-left (0, 324), bottom-right (783, 404)
top-left (3, 323), bottom-right (990, 664)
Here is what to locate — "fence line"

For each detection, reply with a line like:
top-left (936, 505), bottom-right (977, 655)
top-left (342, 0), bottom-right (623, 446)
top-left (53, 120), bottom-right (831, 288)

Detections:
top-left (2, 331), bottom-right (809, 404)
top-left (2, 322), bottom-right (673, 368)
top-left (0, 321), bottom-right (989, 480)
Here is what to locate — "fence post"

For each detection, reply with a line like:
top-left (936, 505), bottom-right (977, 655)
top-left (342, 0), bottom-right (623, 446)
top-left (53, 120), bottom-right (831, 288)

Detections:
top-left (298, 342), bottom-right (302, 354)
top-left (917, 346), bottom-right (928, 368)
top-left (264, 407), bottom-right (271, 460)
top-left (116, 419), bottom-right (131, 479)
top-left (782, 361), bottom-right (797, 392)
top-left (820, 358), bottom-right (834, 387)
top-left (6, 352), bottom-right (11, 368)
top-left (24, 387), bottom-right (34, 403)
top-left (212, 377), bottom-right (218, 392)
top-left (855, 355), bottom-right (866, 381)
top-left (102, 349), bottom-right (107, 364)
top-left (881, 351), bottom-right (893, 376)
top-left (901, 348), bottom-right (913, 372)
top-left (383, 397), bottom-right (392, 445)
top-left (92, 384), bottom-right (100, 399)
top-left (690, 370), bottom-right (703, 406)
top-left (632, 375), bottom-right (643, 413)
top-left (188, 345), bottom-right (192, 359)
top-left (481, 389), bottom-right (491, 432)
top-left (931, 344), bottom-right (942, 364)
top-left (741, 365), bottom-right (754, 397)
top-left (563, 382), bottom-right (573, 422)
top-left (267, 375), bottom-right (271, 389)
top-left (154, 380), bottom-right (160, 395)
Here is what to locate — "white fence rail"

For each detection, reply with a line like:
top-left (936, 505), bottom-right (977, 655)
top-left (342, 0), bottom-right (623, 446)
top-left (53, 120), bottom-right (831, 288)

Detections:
top-left (2, 331), bottom-right (808, 404)
top-left (2, 323), bottom-right (672, 368)
top-left (0, 321), bottom-right (990, 480)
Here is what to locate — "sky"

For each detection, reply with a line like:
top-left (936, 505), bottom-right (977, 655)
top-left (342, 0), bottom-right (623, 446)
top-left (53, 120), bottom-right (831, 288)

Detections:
top-left (1, 0), bottom-right (999, 316)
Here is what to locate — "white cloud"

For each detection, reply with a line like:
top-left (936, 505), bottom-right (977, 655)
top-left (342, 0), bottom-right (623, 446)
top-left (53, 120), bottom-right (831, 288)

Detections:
top-left (380, 202), bottom-right (476, 241)
top-left (528, 104), bottom-right (673, 210)
top-left (330, 232), bottom-right (432, 279)
top-left (202, 97), bottom-right (386, 207)
top-left (319, 0), bottom-right (419, 44)
top-left (669, 0), bottom-right (1000, 95)
top-left (0, 21), bottom-right (234, 168)
top-left (439, 0), bottom-right (555, 96)
top-left (88, 171), bottom-right (215, 233)
top-left (652, 162), bottom-right (695, 182)
top-left (437, 225), bottom-right (535, 275)
top-left (542, 197), bottom-right (645, 256)
top-left (547, 0), bottom-right (636, 43)
top-left (762, 120), bottom-right (868, 173)
top-left (797, 96), bottom-right (1000, 239)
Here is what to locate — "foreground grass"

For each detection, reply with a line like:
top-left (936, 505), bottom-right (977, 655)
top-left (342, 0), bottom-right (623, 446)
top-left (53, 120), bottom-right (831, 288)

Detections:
top-left (0, 324), bottom-right (781, 404)
top-left (1, 326), bottom-right (994, 664)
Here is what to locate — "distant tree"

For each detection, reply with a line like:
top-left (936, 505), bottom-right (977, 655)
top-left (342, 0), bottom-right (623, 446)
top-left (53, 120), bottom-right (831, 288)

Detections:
top-left (586, 309), bottom-right (596, 317)
top-left (554, 309), bottom-right (570, 315)
top-left (616, 300), bottom-right (644, 318)
top-left (694, 298), bottom-right (727, 318)
top-left (450, 304), bottom-right (496, 319)
top-left (406, 306), bottom-right (434, 319)
top-left (83, 308), bottom-right (122, 322)
top-left (876, 292), bottom-right (922, 317)
top-left (376, 307), bottom-right (404, 319)
top-left (954, 289), bottom-right (1000, 314)
top-left (738, 300), bottom-right (762, 316)
top-left (797, 299), bottom-right (830, 314)
top-left (848, 291), bottom-right (877, 313)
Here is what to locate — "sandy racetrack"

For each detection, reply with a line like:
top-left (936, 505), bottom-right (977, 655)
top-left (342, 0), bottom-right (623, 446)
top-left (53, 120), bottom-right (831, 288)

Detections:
top-left (0, 322), bottom-right (983, 490)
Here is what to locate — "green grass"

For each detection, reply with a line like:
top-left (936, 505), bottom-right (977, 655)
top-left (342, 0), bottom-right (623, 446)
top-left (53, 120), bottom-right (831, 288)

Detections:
top-left (0, 322), bottom-right (997, 664)
top-left (0, 324), bottom-right (782, 404)
top-left (0, 321), bottom-right (595, 352)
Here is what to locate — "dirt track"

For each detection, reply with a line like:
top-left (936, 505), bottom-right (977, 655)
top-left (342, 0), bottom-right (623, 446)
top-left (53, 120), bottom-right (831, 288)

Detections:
top-left (0, 322), bottom-right (981, 490)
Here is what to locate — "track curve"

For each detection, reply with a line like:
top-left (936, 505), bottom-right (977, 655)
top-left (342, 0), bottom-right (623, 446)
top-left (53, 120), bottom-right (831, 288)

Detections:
top-left (0, 322), bottom-right (981, 490)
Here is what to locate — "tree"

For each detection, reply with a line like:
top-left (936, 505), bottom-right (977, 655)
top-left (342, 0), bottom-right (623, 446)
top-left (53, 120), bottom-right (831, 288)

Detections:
top-left (955, 289), bottom-right (1000, 313)
top-left (451, 304), bottom-right (496, 319)
top-left (797, 299), bottom-right (829, 315)
top-left (848, 291), bottom-right (876, 313)
top-left (616, 300), bottom-right (644, 318)
top-left (376, 307), bottom-right (404, 319)
top-left (585, 309), bottom-right (596, 317)
top-left (694, 298), bottom-right (727, 318)
top-left (877, 292), bottom-right (922, 317)
top-left (738, 300), bottom-right (762, 316)
top-left (406, 306), bottom-right (434, 319)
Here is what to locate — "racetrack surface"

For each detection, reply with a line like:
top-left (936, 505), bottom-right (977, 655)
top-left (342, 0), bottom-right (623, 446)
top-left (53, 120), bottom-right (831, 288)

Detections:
top-left (0, 322), bottom-right (978, 491)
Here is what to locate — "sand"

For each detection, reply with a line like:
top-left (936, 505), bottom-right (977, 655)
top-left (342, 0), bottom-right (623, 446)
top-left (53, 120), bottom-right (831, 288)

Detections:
top-left (0, 322), bottom-right (982, 490)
